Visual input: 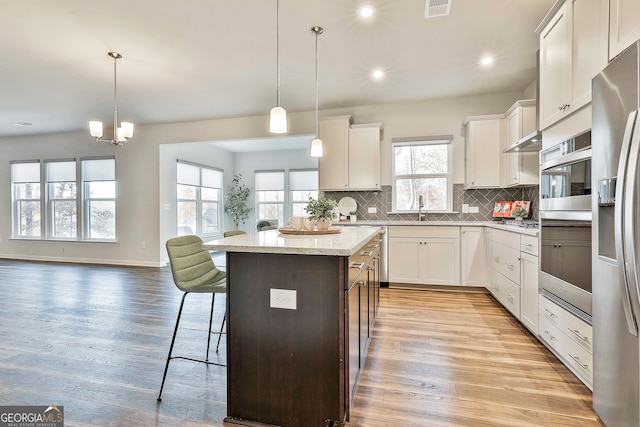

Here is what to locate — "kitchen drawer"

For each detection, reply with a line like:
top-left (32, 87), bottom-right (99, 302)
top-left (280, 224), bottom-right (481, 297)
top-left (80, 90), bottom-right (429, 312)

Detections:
top-left (388, 226), bottom-right (459, 239)
top-left (492, 270), bottom-right (521, 319)
top-left (491, 241), bottom-right (521, 284)
top-left (539, 316), bottom-right (563, 353)
top-left (520, 235), bottom-right (538, 257)
top-left (492, 228), bottom-right (521, 250)
top-left (539, 294), bottom-right (592, 353)
top-left (563, 336), bottom-right (593, 385)
top-left (539, 314), bottom-right (593, 387)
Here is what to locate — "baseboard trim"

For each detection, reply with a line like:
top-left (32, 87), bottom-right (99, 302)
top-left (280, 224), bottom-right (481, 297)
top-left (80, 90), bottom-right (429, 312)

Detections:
top-left (0, 254), bottom-right (162, 268)
top-left (388, 282), bottom-right (489, 293)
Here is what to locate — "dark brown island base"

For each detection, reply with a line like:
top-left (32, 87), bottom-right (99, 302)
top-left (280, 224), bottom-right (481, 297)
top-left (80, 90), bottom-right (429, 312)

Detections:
top-left (204, 226), bottom-right (381, 427)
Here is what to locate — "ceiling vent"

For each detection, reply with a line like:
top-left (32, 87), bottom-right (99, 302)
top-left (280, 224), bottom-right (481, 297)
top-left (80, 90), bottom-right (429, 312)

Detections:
top-left (425, 0), bottom-right (452, 18)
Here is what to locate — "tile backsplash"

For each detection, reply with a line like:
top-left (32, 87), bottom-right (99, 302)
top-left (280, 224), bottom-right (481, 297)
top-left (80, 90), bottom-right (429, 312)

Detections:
top-left (324, 185), bottom-right (539, 222)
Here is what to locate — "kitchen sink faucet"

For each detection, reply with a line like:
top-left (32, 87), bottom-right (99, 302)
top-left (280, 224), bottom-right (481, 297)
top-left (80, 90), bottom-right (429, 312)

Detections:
top-left (418, 194), bottom-right (425, 221)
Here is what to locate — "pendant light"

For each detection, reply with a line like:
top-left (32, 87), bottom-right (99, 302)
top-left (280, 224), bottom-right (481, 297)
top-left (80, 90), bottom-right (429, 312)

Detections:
top-left (310, 26), bottom-right (324, 158)
top-left (89, 52), bottom-right (134, 147)
top-left (269, 0), bottom-right (288, 134)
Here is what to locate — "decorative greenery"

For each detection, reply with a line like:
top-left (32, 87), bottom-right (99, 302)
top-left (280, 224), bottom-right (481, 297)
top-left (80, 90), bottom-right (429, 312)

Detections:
top-left (304, 196), bottom-right (338, 221)
top-left (224, 174), bottom-right (252, 230)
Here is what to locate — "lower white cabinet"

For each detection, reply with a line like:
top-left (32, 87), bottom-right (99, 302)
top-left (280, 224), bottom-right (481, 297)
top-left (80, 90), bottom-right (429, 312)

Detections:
top-left (461, 227), bottom-right (485, 287)
top-left (388, 226), bottom-right (460, 286)
top-left (539, 294), bottom-right (593, 388)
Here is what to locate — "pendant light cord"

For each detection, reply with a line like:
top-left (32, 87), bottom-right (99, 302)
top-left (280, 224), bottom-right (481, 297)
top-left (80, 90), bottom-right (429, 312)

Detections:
top-left (314, 30), bottom-right (319, 137)
top-left (276, 0), bottom-right (281, 107)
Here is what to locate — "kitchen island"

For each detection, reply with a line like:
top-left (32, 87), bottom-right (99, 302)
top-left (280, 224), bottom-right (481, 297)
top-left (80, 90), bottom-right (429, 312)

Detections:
top-left (203, 226), bottom-right (381, 427)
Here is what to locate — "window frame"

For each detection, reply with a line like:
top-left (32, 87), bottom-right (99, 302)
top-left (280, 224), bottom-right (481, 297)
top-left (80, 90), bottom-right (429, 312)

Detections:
top-left (391, 136), bottom-right (454, 213)
top-left (10, 156), bottom-right (117, 242)
top-left (176, 160), bottom-right (223, 239)
top-left (45, 159), bottom-right (78, 240)
top-left (255, 170), bottom-right (285, 227)
top-left (82, 157), bottom-right (117, 241)
top-left (288, 169), bottom-right (319, 218)
top-left (11, 160), bottom-right (42, 239)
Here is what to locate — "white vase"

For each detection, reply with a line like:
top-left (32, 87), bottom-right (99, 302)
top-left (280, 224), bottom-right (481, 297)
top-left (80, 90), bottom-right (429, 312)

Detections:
top-left (317, 218), bottom-right (331, 231)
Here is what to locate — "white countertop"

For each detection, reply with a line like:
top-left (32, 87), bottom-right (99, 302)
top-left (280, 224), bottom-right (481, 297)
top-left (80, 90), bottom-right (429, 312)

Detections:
top-left (338, 220), bottom-right (539, 236)
top-left (203, 225), bottom-right (381, 256)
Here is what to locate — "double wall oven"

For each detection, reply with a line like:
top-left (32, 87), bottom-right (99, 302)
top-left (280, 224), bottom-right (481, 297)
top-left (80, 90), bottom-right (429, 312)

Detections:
top-left (539, 130), bottom-right (592, 322)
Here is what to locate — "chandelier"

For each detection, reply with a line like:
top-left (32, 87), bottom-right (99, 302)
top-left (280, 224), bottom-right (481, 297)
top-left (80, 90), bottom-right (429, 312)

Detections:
top-left (89, 52), bottom-right (134, 147)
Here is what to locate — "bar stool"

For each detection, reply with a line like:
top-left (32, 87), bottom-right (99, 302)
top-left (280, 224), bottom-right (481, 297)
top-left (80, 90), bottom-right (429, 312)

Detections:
top-left (157, 235), bottom-right (226, 401)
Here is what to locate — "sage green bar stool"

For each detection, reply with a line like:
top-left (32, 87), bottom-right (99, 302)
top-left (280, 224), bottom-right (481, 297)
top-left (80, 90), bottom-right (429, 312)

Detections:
top-left (157, 235), bottom-right (226, 401)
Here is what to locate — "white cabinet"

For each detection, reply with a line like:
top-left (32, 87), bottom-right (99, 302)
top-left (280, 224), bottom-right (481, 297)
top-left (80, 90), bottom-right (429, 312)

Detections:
top-left (520, 234), bottom-right (539, 334)
top-left (503, 100), bottom-right (539, 187)
top-left (484, 228), bottom-right (493, 290)
top-left (461, 227), bottom-right (485, 287)
top-left (609, 0), bottom-right (640, 60)
top-left (348, 124), bottom-right (381, 190)
top-left (488, 229), bottom-right (539, 326)
top-left (388, 226), bottom-right (460, 286)
top-left (539, 294), bottom-right (593, 388)
top-left (463, 115), bottom-right (503, 189)
top-left (318, 116), bottom-right (381, 191)
top-left (319, 116), bottom-right (350, 191)
top-left (538, 0), bottom-right (607, 130)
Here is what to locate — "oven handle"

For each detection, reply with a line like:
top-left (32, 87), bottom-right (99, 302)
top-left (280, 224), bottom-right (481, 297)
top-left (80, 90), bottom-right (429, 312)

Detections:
top-left (614, 110), bottom-right (639, 336)
top-left (540, 147), bottom-right (592, 171)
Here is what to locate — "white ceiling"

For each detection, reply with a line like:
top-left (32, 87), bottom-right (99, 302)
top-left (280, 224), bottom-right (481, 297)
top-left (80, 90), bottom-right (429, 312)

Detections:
top-left (0, 0), bottom-right (554, 138)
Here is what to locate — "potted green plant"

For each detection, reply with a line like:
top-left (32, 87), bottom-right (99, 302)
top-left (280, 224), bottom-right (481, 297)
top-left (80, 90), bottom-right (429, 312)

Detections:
top-left (304, 196), bottom-right (337, 231)
top-left (224, 174), bottom-right (252, 230)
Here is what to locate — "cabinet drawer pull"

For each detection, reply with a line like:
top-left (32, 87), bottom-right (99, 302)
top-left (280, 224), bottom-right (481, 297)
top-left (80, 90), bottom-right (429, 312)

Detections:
top-left (504, 261), bottom-right (514, 269)
top-left (568, 328), bottom-right (589, 342)
top-left (358, 280), bottom-right (367, 287)
top-left (543, 330), bottom-right (556, 341)
top-left (367, 266), bottom-right (375, 271)
top-left (368, 243), bottom-right (380, 249)
top-left (568, 353), bottom-right (589, 370)
top-left (506, 294), bottom-right (514, 303)
top-left (360, 251), bottom-right (373, 256)
top-left (493, 256), bottom-right (500, 263)
top-left (543, 308), bottom-right (556, 318)
top-left (522, 243), bottom-right (533, 247)
top-left (350, 262), bottom-right (364, 269)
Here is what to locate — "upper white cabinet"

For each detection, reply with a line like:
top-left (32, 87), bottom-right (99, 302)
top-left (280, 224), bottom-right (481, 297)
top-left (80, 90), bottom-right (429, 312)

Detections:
top-left (464, 115), bottom-right (504, 189)
top-left (609, 0), bottom-right (640, 60)
top-left (503, 100), bottom-right (539, 187)
top-left (318, 116), bottom-right (381, 191)
top-left (349, 124), bottom-right (381, 190)
top-left (538, 0), bottom-right (607, 130)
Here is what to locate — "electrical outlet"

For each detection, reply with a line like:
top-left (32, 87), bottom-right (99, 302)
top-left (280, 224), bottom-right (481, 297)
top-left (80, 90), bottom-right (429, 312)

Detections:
top-left (368, 207), bottom-right (377, 214)
top-left (462, 204), bottom-right (469, 213)
top-left (141, 240), bottom-right (146, 249)
top-left (270, 289), bottom-right (297, 310)
top-left (469, 206), bottom-right (479, 213)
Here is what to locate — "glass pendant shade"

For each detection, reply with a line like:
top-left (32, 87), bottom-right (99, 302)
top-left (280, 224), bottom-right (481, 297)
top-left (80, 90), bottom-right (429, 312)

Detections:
top-left (120, 122), bottom-right (134, 139)
top-left (269, 106), bottom-right (288, 134)
top-left (310, 138), bottom-right (323, 157)
top-left (89, 121), bottom-right (103, 138)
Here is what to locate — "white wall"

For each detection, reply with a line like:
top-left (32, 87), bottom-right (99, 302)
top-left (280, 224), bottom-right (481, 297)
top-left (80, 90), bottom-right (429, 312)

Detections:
top-left (0, 90), bottom-right (523, 266)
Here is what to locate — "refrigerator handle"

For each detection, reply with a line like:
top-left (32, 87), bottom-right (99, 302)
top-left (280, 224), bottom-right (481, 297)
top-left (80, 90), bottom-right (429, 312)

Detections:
top-left (614, 110), bottom-right (639, 336)
top-left (624, 109), bottom-right (640, 323)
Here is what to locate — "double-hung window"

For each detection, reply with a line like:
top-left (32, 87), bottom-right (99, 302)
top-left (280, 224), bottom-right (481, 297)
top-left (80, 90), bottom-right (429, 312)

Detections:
top-left (392, 136), bottom-right (453, 212)
top-left (255, 170), bottom-right (285, 227)
top-left (11, 157), bottom-right (116, 241)
top-left (176, 161), bottom-right (223, 237)
top-left (11, 161), bottom-right (41, 238)
top-left (289, 169), bottom-right (318, 216)
top-left (83, 158), bottom-right (116, 240)
top-left (46, 160), bottom-right (77, 239)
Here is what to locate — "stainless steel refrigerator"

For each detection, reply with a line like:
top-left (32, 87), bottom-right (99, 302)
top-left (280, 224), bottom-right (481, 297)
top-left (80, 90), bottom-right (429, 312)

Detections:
top-left (592, 41), bottom-right (640, 427)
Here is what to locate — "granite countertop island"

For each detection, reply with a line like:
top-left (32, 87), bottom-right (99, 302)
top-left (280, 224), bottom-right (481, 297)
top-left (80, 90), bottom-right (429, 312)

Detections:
top-left (203, 225), bottom-right (382, 256)
top-left (206, 225), bottom-right (383, 427)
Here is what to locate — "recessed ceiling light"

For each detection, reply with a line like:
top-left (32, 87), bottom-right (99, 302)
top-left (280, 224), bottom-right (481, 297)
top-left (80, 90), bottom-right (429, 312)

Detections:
top-left (480, 56), bottom-right (494, 66)
top-left (371, 69), bottom-right (384, 80)
top-left (358, 4), bottom-right (375, 18)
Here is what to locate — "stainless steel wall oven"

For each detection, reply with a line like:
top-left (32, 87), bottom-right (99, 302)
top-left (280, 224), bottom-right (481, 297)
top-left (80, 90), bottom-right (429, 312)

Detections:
top-left (539, 131), bottom-right (592, 322)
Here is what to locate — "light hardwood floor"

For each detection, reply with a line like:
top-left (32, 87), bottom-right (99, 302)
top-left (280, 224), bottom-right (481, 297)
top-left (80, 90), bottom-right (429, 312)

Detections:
top-left (0, 260), bottom-right (602, 426)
